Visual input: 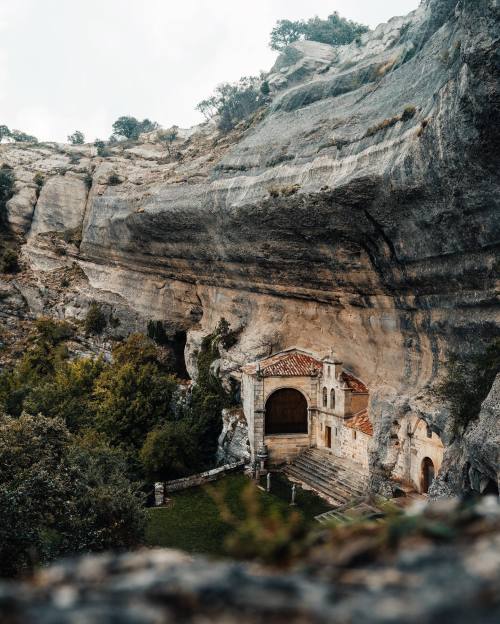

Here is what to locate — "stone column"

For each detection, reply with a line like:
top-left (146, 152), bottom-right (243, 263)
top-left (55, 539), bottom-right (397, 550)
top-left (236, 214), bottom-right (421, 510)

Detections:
top-left (252, 374), bottom-right (265, 464)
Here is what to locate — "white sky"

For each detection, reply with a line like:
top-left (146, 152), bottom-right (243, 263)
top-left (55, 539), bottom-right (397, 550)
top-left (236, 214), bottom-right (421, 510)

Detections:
top-left (0, 0), bottom-right (419, 143)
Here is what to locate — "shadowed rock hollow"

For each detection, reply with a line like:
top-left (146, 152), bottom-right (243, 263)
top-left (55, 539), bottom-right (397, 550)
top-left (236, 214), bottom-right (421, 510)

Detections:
top-left (0, 0), bottom-right (498, 493)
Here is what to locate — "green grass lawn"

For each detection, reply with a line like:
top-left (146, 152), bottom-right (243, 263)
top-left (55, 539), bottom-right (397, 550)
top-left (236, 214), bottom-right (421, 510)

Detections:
top-left (145, 472), bottom-right (330, 556)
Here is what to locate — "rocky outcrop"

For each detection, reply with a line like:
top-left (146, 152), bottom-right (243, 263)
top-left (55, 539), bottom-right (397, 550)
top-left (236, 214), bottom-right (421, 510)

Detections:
top-left (0, 0), bottom-right (498, 491)
top-left (217, 407), bottom-right (251, 464)
top-left (1, 498), bottom-right (499, 623)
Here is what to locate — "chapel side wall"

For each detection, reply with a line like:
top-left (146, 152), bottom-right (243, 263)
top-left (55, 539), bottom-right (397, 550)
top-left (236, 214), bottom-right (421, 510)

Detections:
top-left (350, 393), bottom-right (369, 414)
top-left (340, 428), bottom-right (370, 472)
top-left (393, 417), bottom-right (444, 492)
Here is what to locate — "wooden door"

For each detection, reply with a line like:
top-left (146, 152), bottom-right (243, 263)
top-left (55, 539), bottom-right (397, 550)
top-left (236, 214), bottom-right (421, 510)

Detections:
top-left (325, 426), bottom-right (332, 449)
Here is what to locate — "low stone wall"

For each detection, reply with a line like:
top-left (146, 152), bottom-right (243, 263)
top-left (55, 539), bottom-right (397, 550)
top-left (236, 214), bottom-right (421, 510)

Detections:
top-left (155, 461), bottom-right (245, 505)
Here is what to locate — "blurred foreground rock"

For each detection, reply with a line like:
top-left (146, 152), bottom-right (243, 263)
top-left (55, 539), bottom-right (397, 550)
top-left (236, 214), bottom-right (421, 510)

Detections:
top-left (1, 497), bottom-right (499, 623)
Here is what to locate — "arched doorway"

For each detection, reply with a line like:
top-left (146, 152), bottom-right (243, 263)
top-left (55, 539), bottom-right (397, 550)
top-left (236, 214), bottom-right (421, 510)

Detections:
top-left (421, 457), bottom-right (435, 493)
top-left (265, 388), bottom-right (308, 435)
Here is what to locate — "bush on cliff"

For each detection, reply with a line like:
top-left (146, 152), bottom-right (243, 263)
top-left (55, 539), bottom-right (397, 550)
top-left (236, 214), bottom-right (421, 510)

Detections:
top-left (196, 76), bottom-right (267, 132)
top-left (269, 12), bottom-right (368, 51)
top-left (0, 414), bottom-right (145, 578)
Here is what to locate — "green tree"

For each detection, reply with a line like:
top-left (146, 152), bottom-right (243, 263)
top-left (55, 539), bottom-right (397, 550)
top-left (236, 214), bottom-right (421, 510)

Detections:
top-left (140, 419), bottom-right (197, 482)
top-left (68, 130), bottom-right (85, 145)
top-left (112, 116), bottom-right (159, 140)
top-left (269, 12), bottom-right (368, 51)
top-left (158, 126), bottom-right (178, 155)
top-left (0, 414), bottom-right (145, 577)
top-left (269, 19), bottom-right (306, 50)
top-left (84, 302), bottom-right (107, 335)
top-left (196, 77), bottom-right (266, 132)
top-left (0, 165), bottom-right (15, 225)
top-left (9, 129), bottom-right (38, 143)
top-left (93, 335), bottom-right (178, 452)
top-left (0, 125), bottom-right (10, 141)
top-left (93, 139), bottom-right (107, 156)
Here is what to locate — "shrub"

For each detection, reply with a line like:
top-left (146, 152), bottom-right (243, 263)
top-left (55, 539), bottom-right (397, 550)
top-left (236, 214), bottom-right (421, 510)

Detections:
top-left (0, 125), bottom-right (11, 142)
top-left (10, 129), bottom-right (38, 143)
top-left (0, 165), bottom-right (15, 224)
top-left (84, 302), bottom-right (107, 335)
top-left (1, 249), bottom-right (19, 273)
top-left (93, 139), bottom-right (107, 157)
top-left (196, 76), bottom-right (267, 132)
top-left (158, 127), bottom-right (178, 155)
top-left (269, 12), bottom-right (369, 51)
top-left (67, 130), bottom-right (85, 145)
top-left (401, 105), bottom-right (417, 121)
top-left (111, 116), bottom-right (159, 140)
top-left (107, 173), bottom-right (122, 185)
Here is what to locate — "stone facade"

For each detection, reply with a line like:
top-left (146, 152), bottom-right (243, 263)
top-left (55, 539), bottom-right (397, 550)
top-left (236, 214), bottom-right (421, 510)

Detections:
top-left (393, 415), bottom-right (445, 493)
top-left (241, 348), bottom-right (372, 471)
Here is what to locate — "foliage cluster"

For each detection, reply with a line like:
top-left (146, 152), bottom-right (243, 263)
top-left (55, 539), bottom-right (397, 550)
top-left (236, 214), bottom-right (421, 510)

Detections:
top-left (0, 164), bottom-right (15, 225)
top-left (269, 12), bottom-right (369, 51)
top-left (0, 414), bottom-right (145, 577)
top-left (111, 116), bottom-right (159, 140)
top-left (0, 125), bottom-right (38, 143)
top-left (196, 76), bottom-right (268, 132)
top-left (67, 130), bottom-right (85, 145)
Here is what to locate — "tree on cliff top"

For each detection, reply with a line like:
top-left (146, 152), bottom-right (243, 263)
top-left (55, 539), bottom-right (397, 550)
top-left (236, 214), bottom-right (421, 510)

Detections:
top-left (111, 116), bottom-right (159, 140)
top-left (68, 130), bottom-right (85, 145)
top-left (269, 12), bottom-right (368, 51)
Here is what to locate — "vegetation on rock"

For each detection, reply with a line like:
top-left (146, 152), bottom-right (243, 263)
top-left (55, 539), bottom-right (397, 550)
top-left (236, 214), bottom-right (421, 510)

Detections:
top-left (67, 130), bottom-right (85, 145)
top-left (269, 12), bottom-right (368, 51)
top-left (111, 116), bottom-right (159, 140)
top-left (196, 76), bottom-right (267, 132)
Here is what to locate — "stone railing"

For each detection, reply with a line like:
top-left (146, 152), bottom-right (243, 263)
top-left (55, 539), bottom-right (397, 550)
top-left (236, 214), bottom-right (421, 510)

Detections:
top-left (154, 460), bottom-right (245, 505)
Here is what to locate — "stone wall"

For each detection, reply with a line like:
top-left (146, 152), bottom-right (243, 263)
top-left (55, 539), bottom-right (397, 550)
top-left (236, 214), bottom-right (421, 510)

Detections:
top-left (154, 461), bottom-right (245, 504)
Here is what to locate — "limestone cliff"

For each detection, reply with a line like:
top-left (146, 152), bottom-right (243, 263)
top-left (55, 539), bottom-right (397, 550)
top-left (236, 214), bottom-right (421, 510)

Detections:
top-left (0, 0), bottom-right (498, 492)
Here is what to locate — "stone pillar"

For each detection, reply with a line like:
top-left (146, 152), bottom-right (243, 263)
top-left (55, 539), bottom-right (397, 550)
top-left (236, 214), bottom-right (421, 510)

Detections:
top-left (252, 375), bottom-right (265, 464)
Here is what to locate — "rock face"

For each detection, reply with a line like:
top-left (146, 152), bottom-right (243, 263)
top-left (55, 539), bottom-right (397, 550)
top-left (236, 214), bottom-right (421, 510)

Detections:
top-left (1, 498), bottom-right (499, 623)
top-left (0, 0), bottom-right (498, 491)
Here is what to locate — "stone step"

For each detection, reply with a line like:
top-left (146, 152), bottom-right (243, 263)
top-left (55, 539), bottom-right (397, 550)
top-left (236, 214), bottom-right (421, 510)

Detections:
top-left (285, 462), bottom-right (366, 504)
top-left (284, 466), bottom-right (349, 506)
top-left (291, 459), bottom-right (366, 500)
top-left (293, 455), bottom-right (367, 492)
top-left (284, 449), bottom-right (370, 507)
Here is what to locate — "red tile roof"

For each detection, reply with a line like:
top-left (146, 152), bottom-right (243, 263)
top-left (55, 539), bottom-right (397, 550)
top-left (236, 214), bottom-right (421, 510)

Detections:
top-left (345, 409), bottom-right (373, 436)
top-left (242, 350), bottom-right (322, 377)
top-left (341, 372), bottom-right (368, 393)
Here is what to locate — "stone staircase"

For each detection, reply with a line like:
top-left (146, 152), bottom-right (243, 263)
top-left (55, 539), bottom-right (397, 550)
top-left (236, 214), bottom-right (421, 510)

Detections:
top-left (284, 448), bottom-right (369, 506)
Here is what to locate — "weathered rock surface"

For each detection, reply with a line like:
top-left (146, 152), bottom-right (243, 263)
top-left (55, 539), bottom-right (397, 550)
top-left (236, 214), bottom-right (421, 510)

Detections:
top-left (217, 407), bottom-right (251, 463)
top-left (1, 497), bottom-right (499, 623)
top-left (0, 0), bottom-right (499, 491)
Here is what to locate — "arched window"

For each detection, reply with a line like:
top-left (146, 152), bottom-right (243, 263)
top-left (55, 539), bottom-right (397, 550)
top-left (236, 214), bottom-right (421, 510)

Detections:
top-left (322, 387), bottom-right (327, 407)
top-left (327, 365), bottom-right (331, 377)
top-left (330, 389), bottom-right (335, 410)
top-left (265, 388), bottom-right (308, 435)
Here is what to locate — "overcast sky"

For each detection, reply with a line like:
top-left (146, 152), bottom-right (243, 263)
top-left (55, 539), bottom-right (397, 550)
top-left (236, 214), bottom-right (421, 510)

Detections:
top-left (0, 0), bottom-right (419, 143)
